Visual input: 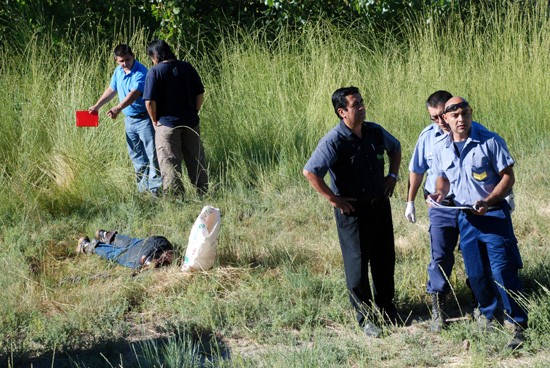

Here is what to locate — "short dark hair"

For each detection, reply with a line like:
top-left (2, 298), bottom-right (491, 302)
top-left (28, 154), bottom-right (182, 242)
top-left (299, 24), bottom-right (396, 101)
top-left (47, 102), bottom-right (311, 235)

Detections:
top-left (147, 39), bottom-right (177, 62)
top-left (332, 86), bottom-right (360, 119)
top-left (426, 90), bottom-right (452, 108)
top-left (113, 44), bottom-right (133, 58)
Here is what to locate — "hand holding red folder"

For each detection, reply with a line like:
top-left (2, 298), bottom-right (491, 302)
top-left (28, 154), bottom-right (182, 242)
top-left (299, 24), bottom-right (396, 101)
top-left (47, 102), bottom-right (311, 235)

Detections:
top-left (75, 110), bottom-right (99, 127)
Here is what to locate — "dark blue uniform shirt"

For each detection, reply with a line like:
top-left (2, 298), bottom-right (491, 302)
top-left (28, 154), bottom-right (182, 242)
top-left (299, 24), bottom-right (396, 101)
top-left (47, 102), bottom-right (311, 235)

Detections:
top-left (304, 121), bottom-right (401, 203)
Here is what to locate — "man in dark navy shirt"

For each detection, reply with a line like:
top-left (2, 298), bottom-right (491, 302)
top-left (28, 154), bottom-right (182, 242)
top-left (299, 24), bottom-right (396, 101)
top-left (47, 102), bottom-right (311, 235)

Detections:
top-left (143, 39), bottom-right (208, 197)
top-left (303, 86), bottom-right (401, 337)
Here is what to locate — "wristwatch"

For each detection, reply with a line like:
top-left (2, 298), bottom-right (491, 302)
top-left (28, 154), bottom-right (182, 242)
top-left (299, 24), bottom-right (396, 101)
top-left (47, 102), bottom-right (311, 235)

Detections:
top-left (387, 173), bottom-right (399, 181)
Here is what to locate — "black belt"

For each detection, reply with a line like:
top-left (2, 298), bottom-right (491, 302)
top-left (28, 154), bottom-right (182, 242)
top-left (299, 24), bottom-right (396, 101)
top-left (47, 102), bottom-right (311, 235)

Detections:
top-left (462, 203), bottom-right (505, 213)
top-left (129, 112), bottom-right (148, 119)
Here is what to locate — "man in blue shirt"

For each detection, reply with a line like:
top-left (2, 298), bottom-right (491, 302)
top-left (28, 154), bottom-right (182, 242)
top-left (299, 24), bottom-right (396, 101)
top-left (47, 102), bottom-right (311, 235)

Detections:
top-left (89, 44), bottom-right (162, 195)
top-left (303, 86), bottom-right (401, 337)
top-left (406, 90), bottom-right (461, 332)
top-left (428, 96), bottom-right (527, 349)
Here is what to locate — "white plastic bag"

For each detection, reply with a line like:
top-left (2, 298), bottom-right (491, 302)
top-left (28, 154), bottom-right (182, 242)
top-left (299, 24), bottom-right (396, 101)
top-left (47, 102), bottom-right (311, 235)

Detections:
top-left (181, 206), bottom-right (221, 272)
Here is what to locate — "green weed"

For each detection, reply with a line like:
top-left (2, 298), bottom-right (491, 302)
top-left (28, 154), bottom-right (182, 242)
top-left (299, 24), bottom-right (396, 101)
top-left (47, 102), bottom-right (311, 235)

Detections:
top-left (1, 1), bottom-right (550, 367)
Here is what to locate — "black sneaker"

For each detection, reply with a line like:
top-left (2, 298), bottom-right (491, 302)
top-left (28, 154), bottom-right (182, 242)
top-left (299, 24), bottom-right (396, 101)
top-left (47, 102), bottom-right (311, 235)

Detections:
top-left (507, 326), bottom-right (526, 350)
top-left (363, 322), bottom-right (382, 338)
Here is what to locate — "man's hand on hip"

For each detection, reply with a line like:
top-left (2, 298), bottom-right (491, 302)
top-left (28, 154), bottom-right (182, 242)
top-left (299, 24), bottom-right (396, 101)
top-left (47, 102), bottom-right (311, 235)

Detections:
top-left (330, 196), bottom-right (356, 215)
top-left (384, 175), bottom-right (397, 197)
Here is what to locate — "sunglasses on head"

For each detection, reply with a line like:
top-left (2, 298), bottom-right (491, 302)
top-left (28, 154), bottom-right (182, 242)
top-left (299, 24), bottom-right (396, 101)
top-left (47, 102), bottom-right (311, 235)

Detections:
top-left (444, 101), bottom-right (470, 114)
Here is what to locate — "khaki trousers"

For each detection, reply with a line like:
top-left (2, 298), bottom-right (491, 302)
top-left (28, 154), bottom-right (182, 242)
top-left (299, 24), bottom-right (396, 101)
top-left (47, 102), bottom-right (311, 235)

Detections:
top-left (154, 124), bottom-right (208, 196)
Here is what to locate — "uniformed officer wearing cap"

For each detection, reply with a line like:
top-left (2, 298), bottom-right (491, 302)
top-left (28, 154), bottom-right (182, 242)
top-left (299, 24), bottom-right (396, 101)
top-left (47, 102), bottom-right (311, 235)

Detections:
top-left (428, 96), bottom-right (527, 349)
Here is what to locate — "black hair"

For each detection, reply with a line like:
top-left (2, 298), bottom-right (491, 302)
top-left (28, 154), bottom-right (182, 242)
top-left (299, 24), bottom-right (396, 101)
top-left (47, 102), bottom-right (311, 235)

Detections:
top-left (426, 90), bottom-right (453, 108)
top-left (147, 39), bottom-right (177, 62)
top-left (331, 86), bottom-right (360, 119)
top-left (113, 44), bottom-right (134, 58)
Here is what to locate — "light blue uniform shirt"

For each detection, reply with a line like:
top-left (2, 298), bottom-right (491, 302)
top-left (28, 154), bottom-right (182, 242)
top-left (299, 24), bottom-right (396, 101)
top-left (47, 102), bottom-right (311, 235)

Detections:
top-left (433, 122), bottom-right (514, 206)
top-left (409, 122), bottom-right (489, 196)
top-left (109, 60), bottom-right (148, 117)
top-left (408, 123), bottom-right (448, 195)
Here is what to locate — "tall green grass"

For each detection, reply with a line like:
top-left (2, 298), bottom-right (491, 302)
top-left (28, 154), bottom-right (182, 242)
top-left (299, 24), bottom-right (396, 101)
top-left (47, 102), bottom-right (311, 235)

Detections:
top-left (1, 1), bottom-right (550, 366)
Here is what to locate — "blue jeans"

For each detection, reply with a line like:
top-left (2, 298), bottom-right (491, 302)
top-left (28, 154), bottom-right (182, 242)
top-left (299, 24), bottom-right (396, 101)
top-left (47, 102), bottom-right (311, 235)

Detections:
top-left (93, 234), bottom-right (145, 269)
top-left (93, 234), bottom-right (172, 269)
top-left (125, 116), bottom-right (162, 193)
top-left (458, 208), bottom-right (527, 325)
top-left (426, 208), bottom-right (460, 294)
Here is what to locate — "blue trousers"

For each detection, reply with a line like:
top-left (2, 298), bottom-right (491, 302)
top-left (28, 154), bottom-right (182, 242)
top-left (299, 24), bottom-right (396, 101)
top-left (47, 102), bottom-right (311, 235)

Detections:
top-left (426, 208), bottom-right (460, 294)
top-left (93, 234), bottom-right (171, 269)
top-left (458, 208), bottom-right (527, 325)
top-left (334, 198), bottom-right (396, 326)
top-left (125, 116), bottom-right (162, 193)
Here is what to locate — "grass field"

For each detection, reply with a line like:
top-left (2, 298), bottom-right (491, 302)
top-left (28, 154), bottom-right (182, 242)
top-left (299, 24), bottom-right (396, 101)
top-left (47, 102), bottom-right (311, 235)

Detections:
top-left (1, 2), bottom-right (550, 367)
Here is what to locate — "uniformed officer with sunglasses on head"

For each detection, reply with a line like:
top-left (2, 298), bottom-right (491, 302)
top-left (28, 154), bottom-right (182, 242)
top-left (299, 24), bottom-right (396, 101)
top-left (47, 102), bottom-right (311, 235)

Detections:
top-left (428, 96), bottom-right (527, 350)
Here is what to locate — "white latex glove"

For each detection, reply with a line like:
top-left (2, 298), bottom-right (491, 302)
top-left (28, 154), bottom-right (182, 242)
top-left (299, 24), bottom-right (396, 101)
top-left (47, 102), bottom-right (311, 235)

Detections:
top-left (505, 192), bottom-right (515, 213)
top-left (405, 201), bottom-right (416, 223)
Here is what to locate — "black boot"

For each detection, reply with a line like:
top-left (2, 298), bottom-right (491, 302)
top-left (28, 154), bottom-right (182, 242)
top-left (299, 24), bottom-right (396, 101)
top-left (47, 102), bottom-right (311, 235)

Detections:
top-left (430, 293), bottom-right (447, 333)
top-left (507, 323), bottom-right (527, 350)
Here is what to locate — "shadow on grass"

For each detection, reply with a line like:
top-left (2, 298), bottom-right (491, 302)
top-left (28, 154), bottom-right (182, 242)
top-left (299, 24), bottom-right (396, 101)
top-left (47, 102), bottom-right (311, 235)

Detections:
top-left (1, 325), bottom-right (231, 368)
top-left (397, 265), bottom-right (550, 330)
top-left (522, 261), bottom-right (550, 294)
top-left (218, 242), bottom-right (323, 271)
top-left (396, 285), bottom-right (479, 329)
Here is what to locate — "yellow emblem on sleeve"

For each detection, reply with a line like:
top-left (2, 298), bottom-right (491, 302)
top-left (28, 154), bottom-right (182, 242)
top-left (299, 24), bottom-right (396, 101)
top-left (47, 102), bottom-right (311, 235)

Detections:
top-left (473, 171), bottom-right (487, 180)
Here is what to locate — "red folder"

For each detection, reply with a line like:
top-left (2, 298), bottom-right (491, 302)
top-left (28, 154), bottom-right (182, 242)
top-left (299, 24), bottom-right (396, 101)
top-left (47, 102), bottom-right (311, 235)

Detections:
top-left (76, 110), bottom-right (99, 127)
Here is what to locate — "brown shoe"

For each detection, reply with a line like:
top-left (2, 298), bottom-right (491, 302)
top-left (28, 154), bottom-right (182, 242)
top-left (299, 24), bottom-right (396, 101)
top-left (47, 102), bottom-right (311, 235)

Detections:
top-left (76, 236), bottom-right (91, 254)
top-left (95, 229), bottom-right (117, 244)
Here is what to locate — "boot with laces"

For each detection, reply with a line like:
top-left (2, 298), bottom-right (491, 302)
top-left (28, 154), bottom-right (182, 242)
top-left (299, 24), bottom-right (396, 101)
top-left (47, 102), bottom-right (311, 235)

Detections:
top-left (430, 293), bottom-right (447, 333)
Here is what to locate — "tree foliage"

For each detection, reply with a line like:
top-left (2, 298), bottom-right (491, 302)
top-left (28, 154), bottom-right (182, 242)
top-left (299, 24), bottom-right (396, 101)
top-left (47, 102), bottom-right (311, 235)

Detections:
top-left (1, 1), bottom-right (543, 49)
top-left (1, 0), bottom-right (466, 46)
top-left (1, 0), bottom-right (154, 45)
top-left (148, 0), bottom-right (465, 44)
